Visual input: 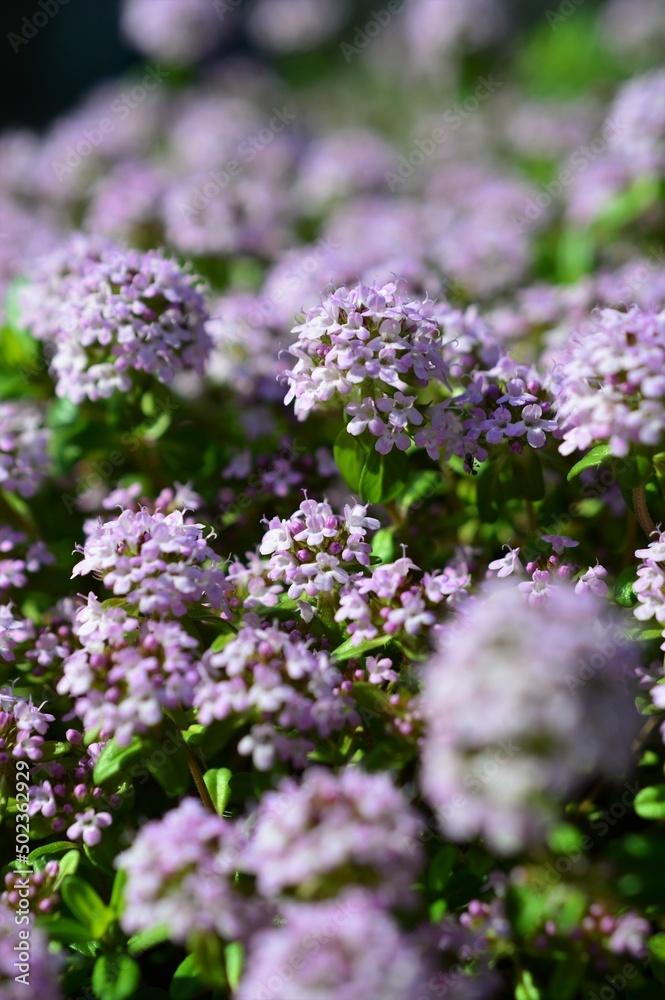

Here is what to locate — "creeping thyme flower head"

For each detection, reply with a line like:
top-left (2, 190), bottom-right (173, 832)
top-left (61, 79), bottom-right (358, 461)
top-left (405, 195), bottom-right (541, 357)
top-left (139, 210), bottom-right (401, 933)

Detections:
top-left (0, 402), bottom-right (52, 498)
top-left (335, 550), bottom-right (471, 650)
top-left (58, 596), bottom-right (201, 745)
top-left (28, 739), bottom-right (116, 845)
top-left (0, 903), bottom-right (62, 1000)
top-left (117, 798), bottom-right (261, 944)
top-left (257, 498), bottom-right (379, 619)
top-left (633, 531), bottom-right (665, 651)
top-left (420, 583), bottom-right (639, 854)
top-left (236, 889), bottom-right (431, 1000)
top-left (610, 67), bottom-right (665, 178)
top-left (284, 280), bottom-right (450, 452)
top-left (18, 233), bottom-right (116, 344)
top-left (72, 508), bottom-right (228, 616)
top-left (194, 623), bottom-right (357, 770)
top-left (284, 280), bottom-right (558, 466)
top-left (554, 306), bottom-right (665, 457)
top-left (247, 0), bottom-right (346, 54)
top-left (0, 605), bottom-right (34, 665)
top-left (0, 526), bottom-right (53, 596)
top-left (0, 685), bottom-right (53, 764)
top-left (243, 767), bottom-right (423, 900)
top-left (23, 240), bottom-right (211, 403)
top-left (120, 0), bottom-right (233, 65)
top-left (3, 861), bottom-right (61, 916)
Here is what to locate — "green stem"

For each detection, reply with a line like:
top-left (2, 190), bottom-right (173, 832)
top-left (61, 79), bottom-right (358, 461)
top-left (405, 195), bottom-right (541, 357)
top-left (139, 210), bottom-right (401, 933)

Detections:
top-left (384, 501), bottom-right (405, 529)
top-left (185, 743), bottom-right (215, 813)
top-left (632, 485), bottom-right (656, 538)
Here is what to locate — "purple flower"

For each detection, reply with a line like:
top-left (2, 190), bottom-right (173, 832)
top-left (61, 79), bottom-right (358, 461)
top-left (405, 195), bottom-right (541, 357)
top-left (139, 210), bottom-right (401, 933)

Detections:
top-left (116, 798), bottom-right (262, 944)
top-left (120, 0), bottom-right (234, 65)
top-left (488, 545), bottom-right (523, 578)
top-left (0, 685), bottom-right (52, 761)
top-left (72, 508), bottom-right (229, 617)
top-left (242, 767), bottom-right (424, 901)
top-left (575, 564), bottom-right (609, 598)
top-left (504, 403), bottom-right (558, 449)
top-left (194, 625), bottom-right (357, 769)
top-left (23, 241), bottom-right (211, 403)
top-left (542, 534), bottom-right (579, 556)
top-left (284, 280), bottom-right (450, 452)
top-left (555, 306), bottom-right (665, 457)
top-left (0, 605), bottom-right (34, 662)
top-left (420, 582), bottom-right (640, 853)
top-left (59, 599), bottom-right (201, 745)
top-left (0, 903), bottom-right (62, 999)
top-left (67, 808), bottom-right (112, 847)
top-left (0, 403), bottom-right (52, 498)
top-left (236, 889), bottom-right (431, 1000)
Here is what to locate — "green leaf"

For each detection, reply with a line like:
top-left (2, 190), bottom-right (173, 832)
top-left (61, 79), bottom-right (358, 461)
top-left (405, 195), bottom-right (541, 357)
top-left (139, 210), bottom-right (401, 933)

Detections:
top-left (556, 227), bottom-right (595, 282)
top-left (37, 916), bottom-right (96, 945)
top-left (225, 942), bottom-right (244, 991)
top-left (52, 849), bottom-right (81, 888)
top-left (203, 768), bottom-right (232, 815)
top-left (515, 969), bottom-right (541, 1000)
top-left (27, 841), bottom-right (80, 867)
top-left (567, 444), bottom-right (612, 481)
top-left (0, 320), bottom-right (38, 373)
top-left (127, 925), bottom-right (171, 956)
top-left (649, 933), bottom-right (665, 985)
top-left (61, 876), bottom-right (114, 938)
top-left (191, 931), bottom-right (226, 987)
top-left (649, 932), bottom-right (665, 962)
top-left (332, 633), bottom-right (391, 662)
top-left (634, 785), bottom-right (665, 820)
top-left (427, 845), bottom-right (456, 894)
top-left (511, 449), bottom-right (545, 501)
top-left (110, 869), bottom-right (127, 916)
top-left (614, 566), bottom-right (638, 608)
top-left (547, 823), bottom-right (584, 855)
top-left (614, 452), bottom-right (653, 491)
top-left (169, 955), bottom-right (205, 1000)
top-left (142, 411), bottom-right (172, 442)
top-left (146, 738), bottom-right (191, 798)
top-left (398, 469), bottom-right (442, 513)
top-left (358, 446), bottom-right (409, 504)
top-left (93, 736), bottom-right (145, 785)
top-left (185, 717), bottom-right (242, 757)
top-left (4, 279), bottom-right (29, 331)
top-left (544, 959), bottom-right (584, 1000)
top-left (333, 430), bottom-right (368, 493)
top-left (92, 954), bottom-right (141, 1000)
top-left (210, 628), bottom-right (237, 653)
top-left (371, 527), bottom-right (396, 564)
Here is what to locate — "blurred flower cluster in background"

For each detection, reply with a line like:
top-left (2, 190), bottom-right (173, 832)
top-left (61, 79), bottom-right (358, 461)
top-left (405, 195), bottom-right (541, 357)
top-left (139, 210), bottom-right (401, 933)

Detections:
top-left (1, 0), bottom-right (665, 998)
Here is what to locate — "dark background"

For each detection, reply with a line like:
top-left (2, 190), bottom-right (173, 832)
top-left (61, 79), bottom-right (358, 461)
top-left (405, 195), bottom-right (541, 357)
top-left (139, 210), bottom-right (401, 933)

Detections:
top-left (0, 0), bottom-right (606, 130)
